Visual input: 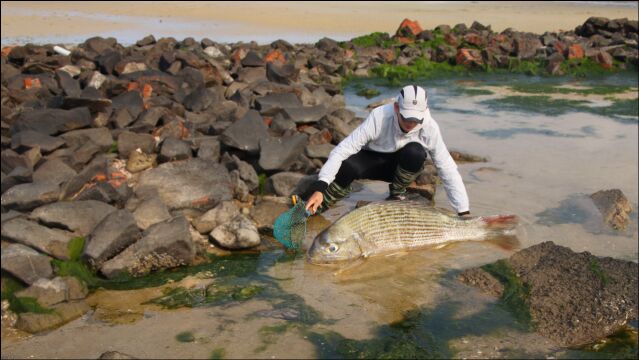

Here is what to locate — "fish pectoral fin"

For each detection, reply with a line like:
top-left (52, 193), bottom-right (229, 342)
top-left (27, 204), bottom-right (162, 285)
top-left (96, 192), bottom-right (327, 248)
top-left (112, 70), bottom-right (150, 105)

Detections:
top-left (333, 258), bottom-right (365, 276)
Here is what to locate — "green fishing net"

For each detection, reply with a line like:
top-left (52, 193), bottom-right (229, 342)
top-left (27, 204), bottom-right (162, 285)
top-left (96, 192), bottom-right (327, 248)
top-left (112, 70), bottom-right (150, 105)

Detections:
top-left (273, 195), bottom-right (310, 249)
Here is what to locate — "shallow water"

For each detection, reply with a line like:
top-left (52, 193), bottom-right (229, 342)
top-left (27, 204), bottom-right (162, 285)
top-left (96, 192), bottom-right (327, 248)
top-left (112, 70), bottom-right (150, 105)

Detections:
top-left (2, 74), bottom-right (638, 359)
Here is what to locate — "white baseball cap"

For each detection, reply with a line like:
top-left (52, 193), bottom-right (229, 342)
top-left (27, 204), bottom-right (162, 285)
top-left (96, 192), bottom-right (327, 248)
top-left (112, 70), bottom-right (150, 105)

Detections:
top-left (397, 85), bottom-right (428, 123)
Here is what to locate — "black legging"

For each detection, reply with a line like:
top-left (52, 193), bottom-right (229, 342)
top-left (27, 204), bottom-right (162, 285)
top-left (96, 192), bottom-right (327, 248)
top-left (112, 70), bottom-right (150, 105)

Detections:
top-left (334, 142), bottom-right (427, 188)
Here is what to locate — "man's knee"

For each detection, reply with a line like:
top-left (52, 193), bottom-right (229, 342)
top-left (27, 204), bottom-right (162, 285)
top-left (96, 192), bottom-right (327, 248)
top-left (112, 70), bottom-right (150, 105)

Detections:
top-left (399, 142), bottom-right (426, 171)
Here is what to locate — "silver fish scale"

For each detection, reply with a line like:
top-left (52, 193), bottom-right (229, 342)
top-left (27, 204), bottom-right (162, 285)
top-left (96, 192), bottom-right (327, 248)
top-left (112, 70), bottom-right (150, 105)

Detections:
top-left (335, 201), bottom-right (487, 254)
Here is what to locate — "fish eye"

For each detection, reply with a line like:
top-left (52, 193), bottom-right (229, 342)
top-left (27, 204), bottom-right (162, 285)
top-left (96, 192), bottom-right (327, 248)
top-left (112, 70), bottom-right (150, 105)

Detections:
top-left (328, 244), bottom-right (339, 253)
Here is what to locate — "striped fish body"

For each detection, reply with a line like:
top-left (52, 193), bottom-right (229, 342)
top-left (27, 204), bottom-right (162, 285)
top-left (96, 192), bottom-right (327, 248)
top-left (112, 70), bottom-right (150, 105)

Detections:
top-left (307, 201), bottom-right (517, 264)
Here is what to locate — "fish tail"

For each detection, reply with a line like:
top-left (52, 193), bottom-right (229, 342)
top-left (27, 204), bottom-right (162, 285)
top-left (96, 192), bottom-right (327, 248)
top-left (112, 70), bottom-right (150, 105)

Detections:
top-left (480, 215), bottom-right (519, 250)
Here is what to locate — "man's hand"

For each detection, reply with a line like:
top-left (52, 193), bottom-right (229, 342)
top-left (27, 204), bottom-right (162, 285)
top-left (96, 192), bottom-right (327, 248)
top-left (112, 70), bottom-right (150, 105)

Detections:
top-left (305, 191), bottom-right (324, 215)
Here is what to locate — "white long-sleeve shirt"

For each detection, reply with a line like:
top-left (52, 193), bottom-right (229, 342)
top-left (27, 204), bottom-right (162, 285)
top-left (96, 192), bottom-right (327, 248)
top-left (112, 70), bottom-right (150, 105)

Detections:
top-left (318, 103), bottom-right (470, 213)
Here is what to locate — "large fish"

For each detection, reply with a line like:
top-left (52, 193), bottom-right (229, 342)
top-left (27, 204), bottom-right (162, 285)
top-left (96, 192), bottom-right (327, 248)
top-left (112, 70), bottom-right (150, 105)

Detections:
top-left (307, 201), bottom-right (518, 264)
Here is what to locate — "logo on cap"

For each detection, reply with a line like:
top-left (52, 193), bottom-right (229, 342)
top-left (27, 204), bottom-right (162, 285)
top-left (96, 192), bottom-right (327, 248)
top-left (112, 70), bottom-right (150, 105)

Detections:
top-left (412, 99), bottom-right (417, 105)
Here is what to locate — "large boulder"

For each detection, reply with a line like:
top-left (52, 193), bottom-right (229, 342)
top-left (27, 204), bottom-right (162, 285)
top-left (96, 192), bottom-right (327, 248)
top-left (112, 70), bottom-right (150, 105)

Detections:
top-left (11, 107), bottom-right (92, 136)
top-left (99, 216), bottom-right (195, 278)
top-left (1, 181), bottom-right (60, 211)
top-left (11, 130), bottom-right (66, 153)
top-left (30, 200), bottom-right (117, 235)
top-left (131, 196), bottom-right (172, 230)
top-left (135, 158), bottom-right (232, 211)
top-left (258, 134), bottom-right (308, 171)
top-left (1, 244), bottom-right (53, 285)
top-left (220, 110), bottom-right (268, 153)
top-left (84, 209), bottom-right (141, 268)
top-left (32, 158), bottom-right (77, 185)
top-left (459, 241), bottom-right (638, 347)
top-left (1, 217), bottom-right (74, 260)
top-left (264, 172), bottom-right (315, 197)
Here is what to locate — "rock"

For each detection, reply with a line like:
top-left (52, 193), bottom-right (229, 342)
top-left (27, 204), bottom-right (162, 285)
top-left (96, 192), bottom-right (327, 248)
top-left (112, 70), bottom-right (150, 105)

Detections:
top-left (255, 92), bottom-right (302, 114)
top-left (99, 216), bottom-right (195, 278)
top-left (117, 131), bottom-right (157, 158)
top-left (99, 351), bottom-right (137, 359)
top-left (196, 137), bottom-right (221, 162)
top-left (259, 134), bottom-right (308, 171)
top-left (126, 150), bottom-right (157, 173)
top-left (132, 196), bottom-right (171, 230)
top-left (1, 217), bottom-right (74, 260)
top-left (456, 48), bottom-right (483, 67)
top-left (305, 143), bottom-right (334, 160)
top-left (220, 110), bottom-right (268, 153)
top-left (395, 18), bottom-right (424, 37)
top-left (11, 107), bottom-right (92, 136)
top-left (135, 158), bottom-right (232, 211)
top-left (210, 214), bottom-right (261, 249)
top-left (449, 151), bottom-right (487, 163)
top-left (266, 62), bottom-right (298, 84)
top-left (590, 189), bottom-right (633, 230)
top-left (283, 105), bottom-right (327, 124)
top-left (2, 148), bottom-right (41, 174)
top-left (159, 137), bottom-right (192, 162)
top-left (236, 66), bottom-right (267, 84)
top-left (30, 200), bottom-right (117, 235)
top-left (130, 107), bottom-right (168, 133)
top-left (567, 44), bottom-right (585, 60)
top-left (59, 127), bottom-right (113, 152)
top-left (224, 154), bottom-right (259, 191)
top-left (241, 51), bottom-right (265, 67)
top-left (594, 49), bottom-right (614, 69)
top-left (513, 36), bottom-right (543, 60)
top-left (111, 91), bottom-right (144, 119)
top-left (85, 209), bottom-right (141, 268)
top-left (16, 277), bottom-right (68, 307)
top-left (460, 241), bottom-right (638, 347)
top-left (59, 156), bottom-right (108, 200)
top-left (229, 170), bottom-right (250, 202)
top-left (1, 244), bottom-right (53, 285)
top-left (250, 196), bottom-right (290, 232)
top-left (183, 86), bottom-right (219, 112)
top-left (457, 268), bottom-right (504, 298)
top-left (193, 201), bottom-right (240, 234)
top-left (14, 300), bottom-right (91, 333)
top-left (136, 35), bottom-right (156, 46)
top-left (1, 181), bottom-right (60, 211)
top-left (264, 172), bottom-right (307, 196)
top-left (32, 158), bottom-right (77, 185)
top-left (11, 130), bottom-right (66, 153)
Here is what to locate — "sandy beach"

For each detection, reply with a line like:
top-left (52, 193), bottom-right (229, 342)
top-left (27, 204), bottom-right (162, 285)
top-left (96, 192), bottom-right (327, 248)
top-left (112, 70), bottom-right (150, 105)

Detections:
top-left (2, 1), bottom-right (638, 45)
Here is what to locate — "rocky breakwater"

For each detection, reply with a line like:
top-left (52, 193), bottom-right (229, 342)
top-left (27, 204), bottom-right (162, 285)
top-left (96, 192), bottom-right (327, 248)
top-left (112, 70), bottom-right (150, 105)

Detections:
top-left (0, 16), bottom-right (636, 334)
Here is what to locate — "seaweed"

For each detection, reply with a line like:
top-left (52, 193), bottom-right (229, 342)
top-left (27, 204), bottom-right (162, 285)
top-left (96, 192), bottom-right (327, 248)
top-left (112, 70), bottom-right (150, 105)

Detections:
top-left (481, 260), bottom-right (533, 329)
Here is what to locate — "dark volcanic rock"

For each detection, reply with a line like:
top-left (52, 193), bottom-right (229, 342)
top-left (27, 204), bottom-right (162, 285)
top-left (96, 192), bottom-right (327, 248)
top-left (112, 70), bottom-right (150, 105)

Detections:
top-left (1, 217), bottom-right (74, 260)
top-left (11, 107), bottom-right (92, 136)
top-left (459, 241), bottom-right (638, 347)
top-left (259, 133), bottom-right (309, 171)
top-left (30, 200), bottom-right (117, 235)
top-left (135, 158), bottom-right (232, 211)
top-left (220, 110), bottom-right (268, 153)
top-left (1, 181), bottom-right (60, 211)
top-left (32, 158), bottom-right (77, 185)
top-left (84, 209), bottom-right (141, 268)
top-left (11, 130), bottom-right (66, 153)
top-left (99, 216), bottom-right (194, 278)
top-left (159, 137), bottom-right (192, 162)
top-left (1, 243), bottom-right (53, 285)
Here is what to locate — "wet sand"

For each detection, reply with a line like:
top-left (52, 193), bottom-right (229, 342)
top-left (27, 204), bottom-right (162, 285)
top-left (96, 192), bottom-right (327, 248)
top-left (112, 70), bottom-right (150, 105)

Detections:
top-left (2, 1), bottom-right (638, 45)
